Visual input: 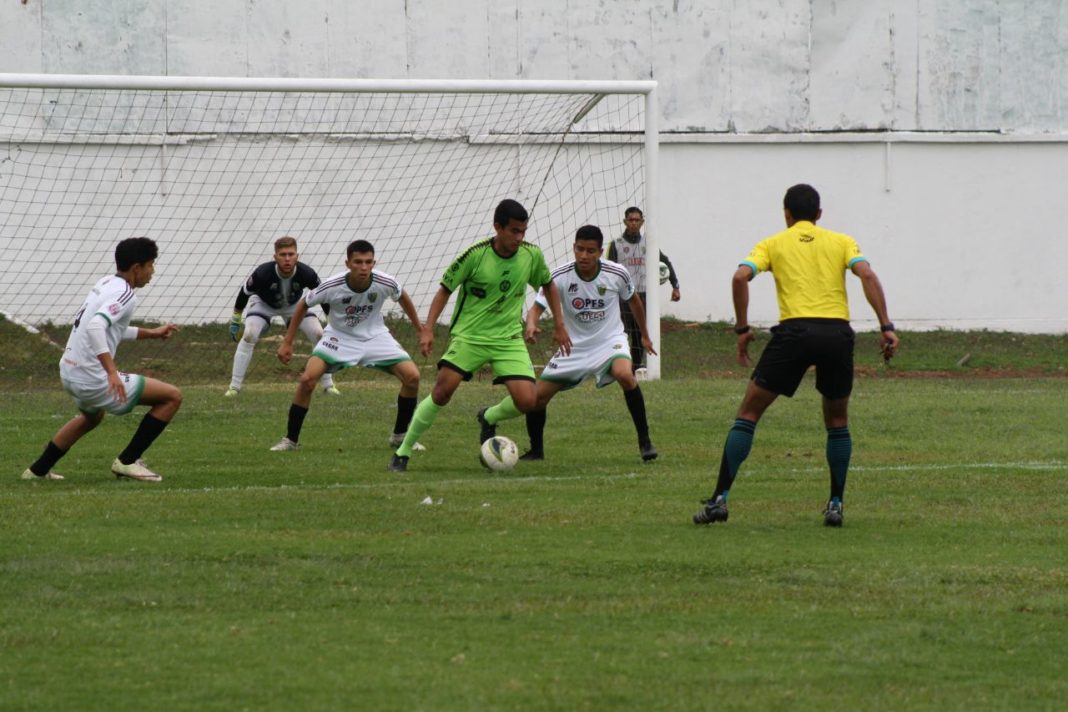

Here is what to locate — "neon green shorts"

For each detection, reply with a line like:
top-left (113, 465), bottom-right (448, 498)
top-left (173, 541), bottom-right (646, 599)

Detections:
top-left (438, 336), bottom-right (535, 383)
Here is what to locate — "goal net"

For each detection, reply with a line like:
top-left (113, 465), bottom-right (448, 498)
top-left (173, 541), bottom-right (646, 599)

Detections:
top-left (0, 75), bottom-right (658, 385)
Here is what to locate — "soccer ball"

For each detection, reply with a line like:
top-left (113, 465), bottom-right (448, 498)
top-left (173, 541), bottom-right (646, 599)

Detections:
top-left (480, 436), bottom-right (519, 471)
top-left (658, 261), bottom-right (670, 285)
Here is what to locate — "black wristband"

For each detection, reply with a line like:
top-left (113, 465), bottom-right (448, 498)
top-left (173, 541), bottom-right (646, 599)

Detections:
top-left (734, 324), bottom-right (751, 335)
top-left (880, 323), bottom-right (895, 332)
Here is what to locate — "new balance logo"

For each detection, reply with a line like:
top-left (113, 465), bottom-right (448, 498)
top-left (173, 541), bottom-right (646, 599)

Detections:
top-left (568, 283), bottom-right (578, 293)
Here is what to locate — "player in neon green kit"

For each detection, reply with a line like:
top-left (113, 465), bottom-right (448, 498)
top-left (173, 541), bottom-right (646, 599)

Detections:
top-left (388, 199), bottom-right (572, 472)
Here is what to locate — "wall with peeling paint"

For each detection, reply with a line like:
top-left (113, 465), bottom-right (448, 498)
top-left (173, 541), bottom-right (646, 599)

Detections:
top-left (2, 1), bottom-right (1067, 330)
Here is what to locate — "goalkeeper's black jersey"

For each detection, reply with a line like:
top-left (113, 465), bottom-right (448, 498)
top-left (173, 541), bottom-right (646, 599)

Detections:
top-left (234, 261), bottom-right (322, 311)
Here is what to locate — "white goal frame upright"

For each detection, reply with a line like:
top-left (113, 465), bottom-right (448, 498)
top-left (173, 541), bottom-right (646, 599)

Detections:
top-left (0, 74), bottom-right (662, 378)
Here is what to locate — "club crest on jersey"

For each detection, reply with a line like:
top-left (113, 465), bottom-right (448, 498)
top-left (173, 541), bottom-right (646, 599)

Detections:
top-left (597, 285), bottom-right (606, 295)
top-left (368, 293), bottom-right (378, 303)
top-left (108, 303), bottom-right (121, 315)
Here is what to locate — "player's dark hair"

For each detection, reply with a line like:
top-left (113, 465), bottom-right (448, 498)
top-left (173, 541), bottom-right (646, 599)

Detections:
top-left (783, 184), bottom-right (820, 221)
top-left (493, 199), bottom-right (528, 226)
top-left (274, 235), bottom-right (298, 252)
top-left (115, 237), bottom-right (158, 271)
top-left (624, 206), bottom-right (643, 219)
top-left (347, 239), bottom-right (375, 257)
top-left (575, 224), bottom-right (604, 248)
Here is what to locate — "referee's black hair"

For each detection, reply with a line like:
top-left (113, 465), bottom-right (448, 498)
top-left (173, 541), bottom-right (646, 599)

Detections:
top-left (493, 199), bottom-right (528, 226)
top-left (347, 239), bottom-right (375, 257)
top-left (784, 184), bottom-right (820, 221)
top-left (574, 224), bottom-right (604, 248)
top-left (115, 237), bottom-right (158, 271)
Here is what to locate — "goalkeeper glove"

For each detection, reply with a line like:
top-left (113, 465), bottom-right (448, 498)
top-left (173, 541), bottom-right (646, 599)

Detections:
top-left (228, 312), bottom-right (243, 342)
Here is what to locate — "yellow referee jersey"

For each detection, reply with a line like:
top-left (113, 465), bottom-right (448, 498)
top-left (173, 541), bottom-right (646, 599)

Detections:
top-left (741, 220), bottom-right (867, 321)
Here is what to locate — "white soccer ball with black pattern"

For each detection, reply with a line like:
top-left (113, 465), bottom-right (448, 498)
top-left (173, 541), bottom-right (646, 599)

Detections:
top-left (658, 261), bottom-right (670, 285)
top-left (480, 436), bottom-right (519, 471)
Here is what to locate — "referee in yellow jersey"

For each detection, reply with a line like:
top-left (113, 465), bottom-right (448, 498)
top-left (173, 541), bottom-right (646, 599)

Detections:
top-left (693, 184), bottom-right (899, 527)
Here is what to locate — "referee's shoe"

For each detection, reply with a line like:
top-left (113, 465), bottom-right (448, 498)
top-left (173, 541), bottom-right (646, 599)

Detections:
top-left (693, 495), bottom-right (728, 524)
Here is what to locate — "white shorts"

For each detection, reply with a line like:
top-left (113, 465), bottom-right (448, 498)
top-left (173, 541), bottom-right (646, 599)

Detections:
top-left (244, 295), bottom-right (318, 327)
top-left (539, 339), bottom-right (631, 390)
top-left (312, 327), bottom-right (412, 373)
top-left (62, 372), bottom-right (145, 415)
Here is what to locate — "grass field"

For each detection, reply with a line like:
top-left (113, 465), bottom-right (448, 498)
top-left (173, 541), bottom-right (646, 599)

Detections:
top-left (2, 325), bottom-right (1067, 709)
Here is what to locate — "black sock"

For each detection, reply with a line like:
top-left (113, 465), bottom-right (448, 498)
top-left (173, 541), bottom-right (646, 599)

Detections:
top-left (30, 441), bottom-right (67, 476)
top-left (286, 404), bottom-right (309, 443)
top-left (623, 385), bottom-right (650, 444)
top-left (394, 395), bottom-right (417, 435)
top-left (525, 408), bottom-right (547, 454)
top-left (118, 414), bottom-right (169, 465)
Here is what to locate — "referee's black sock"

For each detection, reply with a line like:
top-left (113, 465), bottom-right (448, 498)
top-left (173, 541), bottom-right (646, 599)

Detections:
top-left (623, 385), bottom-right (650, 445)
top-left (286, 404), bottom-right (309, 443)
top-left (525, 408), bottom-right (547, 455)
top-left (712, 418), bottom-right (757, 500)
top-left (118, 414), bottom-right (169, 465)
top-left (30, 441), bottom-right (67, 476)
top-left (394, 395), bottom-right (417, 435)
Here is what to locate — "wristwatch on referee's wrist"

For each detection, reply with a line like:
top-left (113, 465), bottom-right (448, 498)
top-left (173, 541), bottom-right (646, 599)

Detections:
top-left (880, 322), bottom-right (896, 332)
top-left (734, 324), bottom-right (751, 335)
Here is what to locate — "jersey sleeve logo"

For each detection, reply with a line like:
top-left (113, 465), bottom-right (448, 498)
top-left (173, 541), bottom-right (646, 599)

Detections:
top-left (108, 303), bottom-right (121, 315)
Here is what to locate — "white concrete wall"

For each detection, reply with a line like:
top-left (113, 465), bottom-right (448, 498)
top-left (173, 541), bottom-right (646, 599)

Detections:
top-left (3, 1), bottom-right (1067, 331)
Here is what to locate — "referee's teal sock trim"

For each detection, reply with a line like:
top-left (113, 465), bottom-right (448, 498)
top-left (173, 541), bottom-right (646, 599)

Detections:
top-left (713, 418), bottom-right (756, 499)
top-left (398, 397), bottom-right (441, 457)
top-left (827, 426), bottom-right (852, 501)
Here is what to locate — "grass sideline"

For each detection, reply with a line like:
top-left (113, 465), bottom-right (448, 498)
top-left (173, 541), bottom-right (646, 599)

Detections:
top-left (2, 323), bottom-right (1068, 708)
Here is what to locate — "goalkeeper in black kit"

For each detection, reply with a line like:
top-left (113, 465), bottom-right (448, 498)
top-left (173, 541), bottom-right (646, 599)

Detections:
top-left (224, 236), bottom-right (338, 397)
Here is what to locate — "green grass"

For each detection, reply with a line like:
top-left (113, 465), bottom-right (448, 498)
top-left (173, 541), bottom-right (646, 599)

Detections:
top-left (2, 324), bottom-right (1068, 709)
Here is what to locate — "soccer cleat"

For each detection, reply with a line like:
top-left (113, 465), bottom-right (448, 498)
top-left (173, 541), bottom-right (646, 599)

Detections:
top-left (224, 387), bottom-right (239, 397)
top-left (823, 500), bottom-right (844, 527)
top-left (518, 450), bottom-right (544, 461)
top-left (20, 468), bottom-right (64, 481)
top-left (387, 433), bottom-right (426, 451)
top-left (387, 454), bottom-right (409, 473)
top-left (693, 496), bottom-right (729, 525)
top-left (270, 437), bottom-right (299, 452)
top-left (476, 407), bottom-right (496, 444)
top-left (111, 458), bottom-right (162, 482)
top-left (639, 440), bottom-right (658, 461)
top-left (323, 385), bottom-right (341, 396)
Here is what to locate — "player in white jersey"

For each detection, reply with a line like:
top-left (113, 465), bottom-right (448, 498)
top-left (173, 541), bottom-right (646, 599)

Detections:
top-left (477, 225), bottom-right (659, 462)
top-left (21, 237), bottom-right (183, 482)
top-left (271, 239), bottom-right (424, 452)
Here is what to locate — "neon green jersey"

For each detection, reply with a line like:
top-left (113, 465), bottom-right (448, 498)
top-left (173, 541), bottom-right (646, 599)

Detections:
top-left (441, 239), bottom-right (552, 345)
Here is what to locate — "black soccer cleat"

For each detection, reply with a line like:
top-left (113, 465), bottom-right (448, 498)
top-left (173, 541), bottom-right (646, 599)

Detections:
top-left (387, 454), bottom-right (409, 473)
top-left (639, 440), bottom-right (658, 462)
top-left (823, 500), bottom-right (844, 527)
top-left (476, 407), bottom-right (496, 444)
top-left (518, 449), bottom-right (544, 461)
top-left (693, 496), bottom-right (729, 525)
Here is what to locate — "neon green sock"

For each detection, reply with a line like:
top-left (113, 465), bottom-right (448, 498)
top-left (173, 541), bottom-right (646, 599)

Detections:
top-left (486, 397), bottom-right (522, 425)
top-left (397, 397), bottom-right (441, 457)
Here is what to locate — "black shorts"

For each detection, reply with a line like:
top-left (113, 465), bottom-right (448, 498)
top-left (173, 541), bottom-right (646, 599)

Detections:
top-left (751, 319), bottom-right (855, 399)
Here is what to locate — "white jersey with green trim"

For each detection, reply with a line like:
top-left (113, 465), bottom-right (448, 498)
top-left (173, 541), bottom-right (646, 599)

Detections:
top-left (535, 259), bottom-right (634, 350)
top-left (59, 275), bottom-right (137, 386)
top-left (305, 269), bottom-right (401, 341)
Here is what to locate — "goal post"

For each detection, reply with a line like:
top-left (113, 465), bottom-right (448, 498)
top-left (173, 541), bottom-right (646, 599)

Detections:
top-left (0, 74), bottom-right (662, 380)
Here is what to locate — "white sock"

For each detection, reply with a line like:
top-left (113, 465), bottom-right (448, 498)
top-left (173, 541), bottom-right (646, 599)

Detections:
top-left (230, 338), bottom-right (256, 389)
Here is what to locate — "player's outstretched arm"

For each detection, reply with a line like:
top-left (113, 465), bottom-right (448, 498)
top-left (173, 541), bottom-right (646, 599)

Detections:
top-left (397, 290), bottom-right (423, 333)
top-left (137, 324), bottom-right (180, 340)
top-left (852, 261), bottom-right (899, 358)
top-left (277, 298), bottom-right (309, 365)
top-left (541, 282), bottom-right (572, 356)
top-left (625, 292), bottom-right (657, 357)
top-left (524, 303), bottom-right (546, 343)
top-left (420, 286), bottom-right (452, 358)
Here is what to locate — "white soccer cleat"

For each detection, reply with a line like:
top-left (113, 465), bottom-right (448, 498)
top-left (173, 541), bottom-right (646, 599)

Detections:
top-left (224, 387), bottom-right (240, 397)
top-left (111, 458), bottom-right (162, 482)
top-left (270, 437), bottom-right (299, 451)
top-left (323, 385), bottom-right (341, 396)
top-left (388, 433), bottom-right (426, 451)
top-left (20, 468), bottom-right (64, 481)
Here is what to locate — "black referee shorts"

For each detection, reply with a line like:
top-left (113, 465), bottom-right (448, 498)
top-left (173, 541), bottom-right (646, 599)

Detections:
top-left (751, 318), bottom-right (855, 399)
